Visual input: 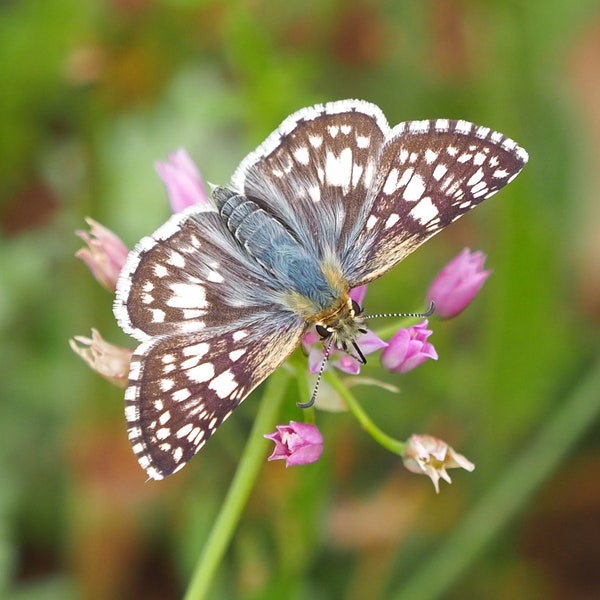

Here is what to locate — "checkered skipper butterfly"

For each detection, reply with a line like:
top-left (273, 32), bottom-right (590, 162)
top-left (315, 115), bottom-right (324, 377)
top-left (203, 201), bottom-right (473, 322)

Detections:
top-left (114, 99), bottom-right (528, 480)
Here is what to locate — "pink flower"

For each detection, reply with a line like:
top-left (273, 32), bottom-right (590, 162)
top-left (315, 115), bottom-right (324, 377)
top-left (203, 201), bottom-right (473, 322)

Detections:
top-left (402, 434), bottom-right (475, 493)
top-left (425, 248), bottom-right (491, 319)
top-left (302, 286), bottom-right (387, 375)
top-left (155, 149), bottom-right (209, 213)
top-left (69, 329), bottom-right (133, 388)
top-left (264, 421), bottom-right (324, 466)
top-left (380, 320), bottom-right (437, 373)
top-left (75, 218), bottom-right (129, 292)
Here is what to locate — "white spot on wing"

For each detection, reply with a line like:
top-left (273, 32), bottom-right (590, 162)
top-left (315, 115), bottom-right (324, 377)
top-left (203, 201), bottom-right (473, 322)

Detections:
top-left (167, 251), bottom-right (185, 268)
top-left (410, 197), bottom-right (439, 225)
top-left (207, 269), bottom-right (224, 283)
top-left (455, 120), bottom-right (472, 134)
top-left (154, 264), bottom-right (168, 278)
top-left (156, 427), bottom-right (170, 441)
top-left (325, 148), bottom-right (353, 190)
top-left (172, 388), bottom-right (192, 402)
top-left (176, 423), bottom-right (193, 439)
top-left (432, 164), bottom-right (448, 180)
top-left (403, 174), bottom-right (426, 201)
top-left (383, 168), bottom-right (399, 195)
top-left (308, 185), bottom-right (321, 203)
top-left (309, 134), bottom-right (323, 148)
top-left (435, 119), bottom-right (450, 131)
top-left (293, 146), bottom-right (310, 165)
top-left (151, 308), bottom-right (165, 323)
top-left (160, 378), bottom-right (174, 392)
top-left (366, 215), bottom-right (378, 230)
top-left (425, 149), bottom-right (439, 164)
top-left (351, 163), bottom-right (363, 188)
top-left (183, 342), bottom-right (210, 357)
top-left (209, 369), bottom-right (238, 399)
top-left (187, 362), bottom-right (215, 383)
top-left (125, 405), bottom-right (139, 422)
top-left (467, 168), bottom-right (484, 186)
top-left (356, 135), bottom-right (370, 148)
top-left (385, 213), bottom-right (400, 229)
top-left (229, 348), bottom-right (247, 362)
top-left (473, 152), bottom-right (487, 166)
top-left (166, 283), bottom-right (207, 308)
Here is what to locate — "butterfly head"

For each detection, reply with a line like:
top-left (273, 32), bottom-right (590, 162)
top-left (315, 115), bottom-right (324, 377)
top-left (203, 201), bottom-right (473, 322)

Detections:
top-left (311, 293), bottom-right (368, 363)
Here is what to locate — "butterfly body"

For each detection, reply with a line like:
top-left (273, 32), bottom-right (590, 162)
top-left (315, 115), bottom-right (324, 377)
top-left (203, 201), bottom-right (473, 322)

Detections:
top-left (213, 186), bottom-right (344, 314)
top-left (114, 99), bottom-right (528, 479)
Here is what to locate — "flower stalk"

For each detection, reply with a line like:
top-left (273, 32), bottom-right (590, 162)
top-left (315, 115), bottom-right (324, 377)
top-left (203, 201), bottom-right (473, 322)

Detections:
top-left (183, 368), bottom-right (291, 600)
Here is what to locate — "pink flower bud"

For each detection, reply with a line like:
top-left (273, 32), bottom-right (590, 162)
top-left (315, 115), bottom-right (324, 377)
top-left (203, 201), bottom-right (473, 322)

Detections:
top-left (380, 320), bottom-right (437, 373)
top-left (264, 421), bottom-right (324, 466)
top-left (75, 218), bottom-right (129, 292)
top-left (155, 149), bottom-right (209, 213)
top-left (426, 248), bottom-right (491, 319)
top-left (70, 329), bottom-right (133, 388)
top-left (403, 434), bottom-right (475, 493)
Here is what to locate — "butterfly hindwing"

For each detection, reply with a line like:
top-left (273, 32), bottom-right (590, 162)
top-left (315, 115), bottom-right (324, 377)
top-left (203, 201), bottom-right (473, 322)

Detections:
top-left (126, 315), bottom-right (305, 479)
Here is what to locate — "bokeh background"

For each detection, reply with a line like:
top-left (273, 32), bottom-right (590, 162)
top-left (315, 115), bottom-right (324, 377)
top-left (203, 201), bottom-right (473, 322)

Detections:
top-left (1, 1), bottom-right (599, 598)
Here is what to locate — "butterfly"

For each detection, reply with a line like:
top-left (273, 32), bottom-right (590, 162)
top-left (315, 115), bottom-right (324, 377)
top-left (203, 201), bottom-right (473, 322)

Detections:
top-left (113, 99), bottom-right (528, 480)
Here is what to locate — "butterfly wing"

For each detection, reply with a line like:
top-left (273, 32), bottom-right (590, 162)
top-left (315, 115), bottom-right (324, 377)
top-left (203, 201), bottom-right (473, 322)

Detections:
top-left (232, 99), bottom-right (389, 262)
top-left (114, 206), bottom-right (306, 479)
top-left (114, 205), bottom-right (293, 341)
top-left (124, 317), bottom-right (304, 480)
top-left (343, 119), bottom-right (529, 286)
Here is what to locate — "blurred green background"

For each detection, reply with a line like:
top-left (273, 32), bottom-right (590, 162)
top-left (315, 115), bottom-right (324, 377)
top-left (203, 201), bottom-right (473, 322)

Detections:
top-left (1, 0), bottom-right (599, 598)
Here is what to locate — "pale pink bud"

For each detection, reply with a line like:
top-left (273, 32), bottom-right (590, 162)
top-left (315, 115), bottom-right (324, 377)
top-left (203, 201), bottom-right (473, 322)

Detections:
top-left (403, 434), bottom-right (475, 493)
top-left (155, 149), bottom-right (209, 213)
top-left (70, 329), bottom-right (132, 388)
top-left (380, 320), bottom-right (437, 373)
top-left (75, 218), bottom-right (129, 292)
top-left (264, 421), bottom-right (324, 466)
top-left (426, 248), bottom-right (491, 319)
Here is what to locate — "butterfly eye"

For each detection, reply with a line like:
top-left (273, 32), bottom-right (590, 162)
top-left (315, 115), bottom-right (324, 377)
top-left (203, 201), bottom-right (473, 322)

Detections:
top-left (351, 300), bottom-right (363, 317)
top-left (316, 324), bottom-right (331, 340)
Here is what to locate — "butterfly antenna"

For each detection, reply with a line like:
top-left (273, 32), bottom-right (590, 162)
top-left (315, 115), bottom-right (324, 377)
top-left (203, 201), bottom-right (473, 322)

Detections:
top-left (364, 301), bottom-right (436, 321)
top-left (297, 339), bottom-right (333, 409)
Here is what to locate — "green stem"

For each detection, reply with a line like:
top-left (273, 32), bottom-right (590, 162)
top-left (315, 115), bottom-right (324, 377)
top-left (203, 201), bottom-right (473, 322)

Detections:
top-left (391, 358), bottom-right (600, 600)
top-left (326, 372), bottom-right (405, 455)
top-left (183, 368), bottom-right (290, 600)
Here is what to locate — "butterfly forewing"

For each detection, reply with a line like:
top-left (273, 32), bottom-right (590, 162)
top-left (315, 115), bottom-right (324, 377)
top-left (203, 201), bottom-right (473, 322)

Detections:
top-left (344, 119), bottom-right (528, 285)
top-left (233, 100), bottom-right (389, 260)
top-left (114, 206), bottom-right (293, 341)
top-left (126, 316), bottom-right (305, 479)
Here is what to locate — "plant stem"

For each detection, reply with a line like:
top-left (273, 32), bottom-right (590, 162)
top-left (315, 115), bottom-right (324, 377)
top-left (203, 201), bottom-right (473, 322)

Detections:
top-left (183, 368), bottom-right (290, 600)
top-left (327, 372), bottom-right (404, 455)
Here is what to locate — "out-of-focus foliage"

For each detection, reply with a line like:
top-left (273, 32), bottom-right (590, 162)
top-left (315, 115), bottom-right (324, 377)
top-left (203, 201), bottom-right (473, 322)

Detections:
top-left (1, 0), bottom-right (599, 598)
